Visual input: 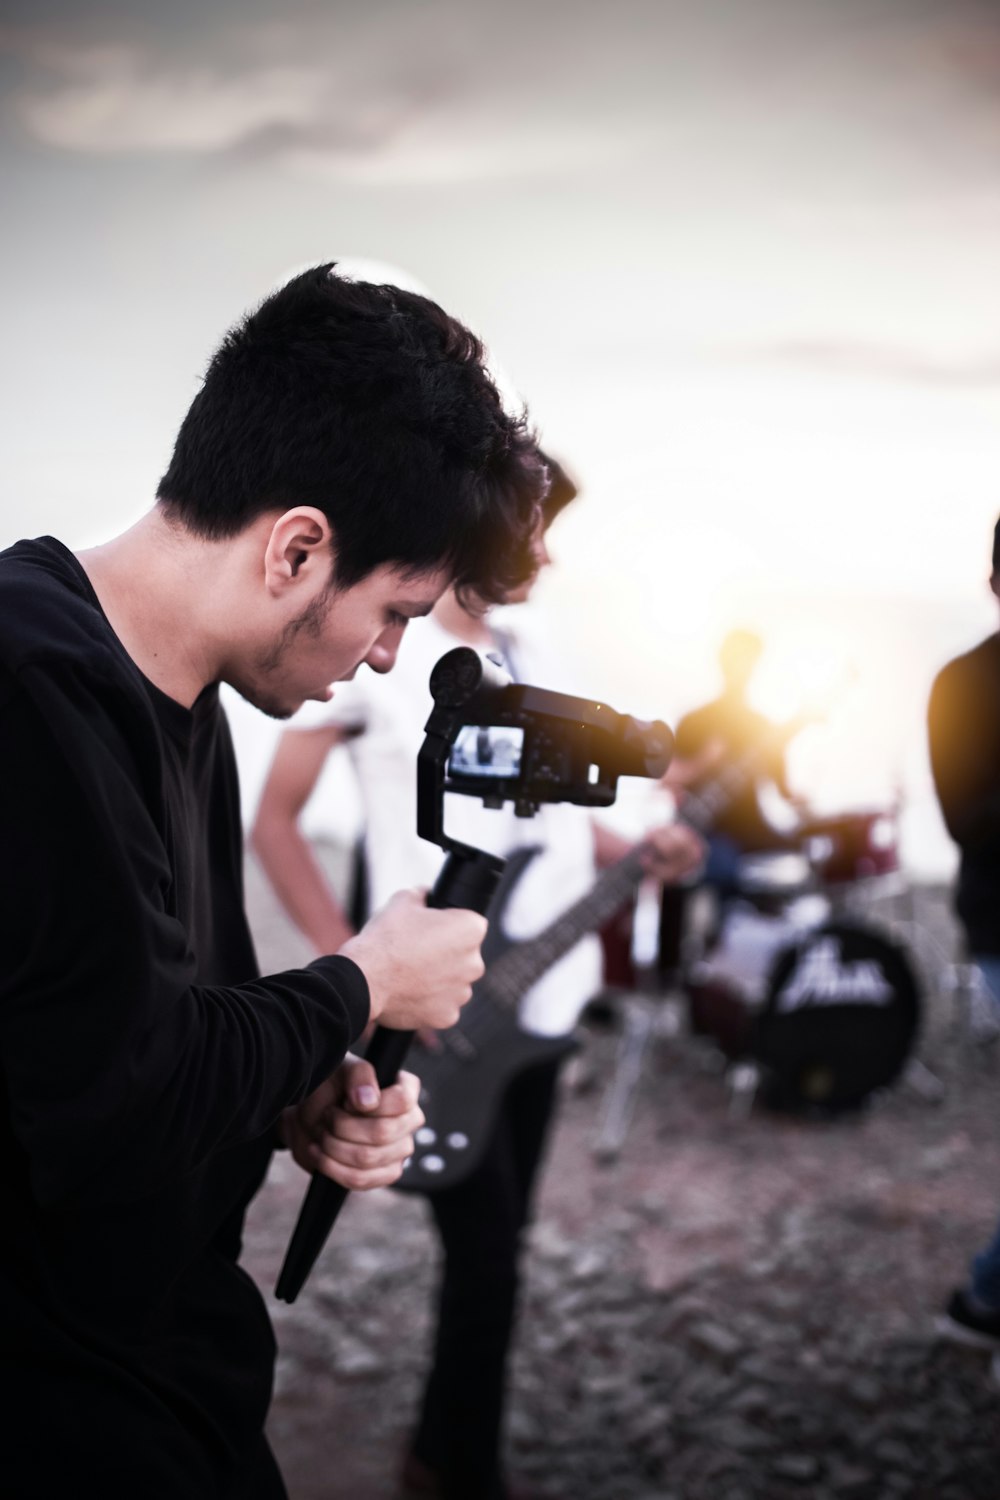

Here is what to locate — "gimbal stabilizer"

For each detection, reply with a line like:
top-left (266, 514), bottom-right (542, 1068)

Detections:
top-left (275, 647), bottom-right (673, 1301)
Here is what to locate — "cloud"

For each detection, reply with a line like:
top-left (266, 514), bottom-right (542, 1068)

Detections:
top-left (4, 0), bottom-right (1000, 192)
top-left (0, 3), bottom-right (766, 183)
top-left (0, 30), bottom-right (405, 155)
top-left (0, 6), bottom-right (628, 180)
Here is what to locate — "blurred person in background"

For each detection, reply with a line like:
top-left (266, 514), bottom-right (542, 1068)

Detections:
top-left (928, 513), bottom-right (1000, 1355)
top-left (254, 454), bottom-right (703, 1500)
top-left (0, 264), bottom-right (546, 1499)
top-left (658, 627), bottom-right (807, 978)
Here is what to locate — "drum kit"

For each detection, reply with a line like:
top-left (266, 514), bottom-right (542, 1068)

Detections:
top-left (681, 807), bottom-right (921, 1115)
top-left (593, 805), bottom-right (924, 1157)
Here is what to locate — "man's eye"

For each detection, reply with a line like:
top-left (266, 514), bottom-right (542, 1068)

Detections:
top-left (388, 610), bottom-right (409, 628)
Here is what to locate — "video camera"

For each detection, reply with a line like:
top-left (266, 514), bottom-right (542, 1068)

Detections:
top-left (275, 647), bottom-right (674, 1302)
top-left (419, 645), bottom-right (674, 843)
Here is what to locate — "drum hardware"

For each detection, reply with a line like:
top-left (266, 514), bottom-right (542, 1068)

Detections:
top-left (946, 963), bottom-right (1000, 1053)
top-left (726, 1059), bottom-right (762, 1120)
top-left (735, 849), bottom-right (815, 904)
top-left (592, 986), bottom-right (658, 1162)
top-left (896, 1056), bottom-right (947, 1105)
top-left (800, 809), bottom-right (899, 885)
top-left (876, 888), bottom-right (998, 1060)
top-left (591, 952), bottom-right (691, 1160)
top-left (799, 808), bottom-right (907, 922)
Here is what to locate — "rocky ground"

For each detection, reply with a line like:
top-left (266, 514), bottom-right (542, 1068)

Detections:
top-left (243, 853), bottom-right (1000, 1500)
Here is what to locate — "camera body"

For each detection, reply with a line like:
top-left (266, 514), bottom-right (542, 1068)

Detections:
top-left (418, 648), bottom-right (674, 849)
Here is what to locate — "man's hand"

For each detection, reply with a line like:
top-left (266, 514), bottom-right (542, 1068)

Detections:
top-left (340, 888), bottom-right (487, 1031)
top-left (279, 1054), bottom-right (424, 1190)
top-left (640, 822), bottom-right (706, 884)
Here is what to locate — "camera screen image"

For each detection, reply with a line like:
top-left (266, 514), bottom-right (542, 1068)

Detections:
top-left (447, 724), bottom-right (525, 780)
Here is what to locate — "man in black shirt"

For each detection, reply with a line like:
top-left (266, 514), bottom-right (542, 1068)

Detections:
top-left (928, 514), bottom-right (1000, 1356)
top-left (672, 628), bottom-right (799, 864)
top-left (0, 265), bottom-right (546, 1497)
top-left (927, 520), bottom-right (1000, 1014)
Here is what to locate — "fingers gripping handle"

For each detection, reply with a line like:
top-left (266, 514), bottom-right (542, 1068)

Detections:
top-left (273, 1028), bottom-right (413, 1303)
top-left (274, 847), bottom-right (504, 1304)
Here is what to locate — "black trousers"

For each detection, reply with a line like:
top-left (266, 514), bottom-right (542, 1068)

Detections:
top-left (412, 1058), bottom-right (562, 1500)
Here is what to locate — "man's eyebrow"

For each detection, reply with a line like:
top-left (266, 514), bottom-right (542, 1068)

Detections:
top-left (403, 601), bottom-right (437, 618)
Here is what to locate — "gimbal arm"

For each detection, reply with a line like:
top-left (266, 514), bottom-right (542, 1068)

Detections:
top-left (274, 846), bottom-right (504, 1304)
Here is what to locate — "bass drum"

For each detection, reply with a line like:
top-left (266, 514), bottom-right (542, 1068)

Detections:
top-left (754, 922), bottom-right (920, 1113)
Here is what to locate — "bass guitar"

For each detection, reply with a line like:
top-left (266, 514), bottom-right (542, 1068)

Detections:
top-left (396, 838), bottom-right (652, 1192)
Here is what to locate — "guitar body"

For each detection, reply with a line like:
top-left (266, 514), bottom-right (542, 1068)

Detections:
top-left (396, 847), bottom-right (579, 1194)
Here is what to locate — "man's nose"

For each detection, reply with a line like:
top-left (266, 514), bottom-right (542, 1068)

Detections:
top-left (365, 625), bottom-right (404, 674)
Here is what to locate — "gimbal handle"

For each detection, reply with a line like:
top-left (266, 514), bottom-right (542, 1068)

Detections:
top-left (274, 845), bottom-right (504, 1304)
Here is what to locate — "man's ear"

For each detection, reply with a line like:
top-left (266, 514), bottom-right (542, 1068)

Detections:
top-left (263, 508), bottom-right (336, 596)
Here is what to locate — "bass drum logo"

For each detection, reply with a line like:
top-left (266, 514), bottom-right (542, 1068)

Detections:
top-left (755, 923), bottom-right (920, 1114)
top-left (774, 934), bottom-right (894, 1011)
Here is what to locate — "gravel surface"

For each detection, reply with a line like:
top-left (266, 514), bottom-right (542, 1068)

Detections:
top-left (242, 852), bottom-right (1000, 1500)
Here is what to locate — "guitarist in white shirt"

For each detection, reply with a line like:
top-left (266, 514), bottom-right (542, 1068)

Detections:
top-left (253, 456), bottom-right (702, 1500)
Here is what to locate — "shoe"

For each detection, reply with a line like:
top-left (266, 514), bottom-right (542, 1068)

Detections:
top-left (935, 1288), bottom-right (1000, 1352)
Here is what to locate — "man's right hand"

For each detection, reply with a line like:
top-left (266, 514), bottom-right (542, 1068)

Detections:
top-left (340, 888), bottom-right (486, 1031)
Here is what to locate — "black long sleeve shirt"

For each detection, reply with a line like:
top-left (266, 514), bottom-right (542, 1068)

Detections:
top-left (927, 632), bottom-right (1000, 956)
top-left (0, 537), bottom-right (371, 1496)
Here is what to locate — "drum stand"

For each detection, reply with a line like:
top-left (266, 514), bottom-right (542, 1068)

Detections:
top-left (592, 968), bottom-right (764, 1162)
top-left (592, 878), bottom-right (687, 1162)
top-left (591, 973), bottom-right (684, 1161)
top-left (873, 883), bottom-right (998, 1061)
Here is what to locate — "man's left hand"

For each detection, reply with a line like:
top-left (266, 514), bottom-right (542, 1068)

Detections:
top-left (640, 822), bottom-right (706, 884)
top-left (279, 1054), bottom-right (424, 1190)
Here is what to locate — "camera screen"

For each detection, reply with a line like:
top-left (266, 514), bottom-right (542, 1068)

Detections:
top-left (448, 724), bottom-right (525, 779)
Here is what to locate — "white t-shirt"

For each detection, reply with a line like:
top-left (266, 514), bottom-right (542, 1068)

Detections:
top-left (290, 610), bottom-right (603, 1036)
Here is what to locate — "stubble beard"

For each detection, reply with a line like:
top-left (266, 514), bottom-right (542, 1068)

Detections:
top-left (230, 588), bottom-right (335, 721)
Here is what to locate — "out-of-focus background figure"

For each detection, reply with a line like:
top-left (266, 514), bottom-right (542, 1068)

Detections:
top-left (668, 628), bottom-right (806, 861)
top-left (927, 514), bottom-right (1000, 1030)
top-left (657, 626), bottom-right (811, 979)
top-left (928, 513), bottom-right (1000, 1359)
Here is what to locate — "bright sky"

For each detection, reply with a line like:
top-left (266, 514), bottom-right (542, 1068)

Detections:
top-left (2, 0), bottom-right (999, 874)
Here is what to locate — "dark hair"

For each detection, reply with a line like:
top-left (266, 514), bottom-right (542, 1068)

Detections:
top-left (993, 514), bottom-right (1000, 574)
top-left (538, 451), bottom-right (579, 526)
top-left (157, 264), bottom-right (544, 602)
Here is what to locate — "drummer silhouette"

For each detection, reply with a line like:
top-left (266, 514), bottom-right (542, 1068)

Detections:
top-left (659, 628), bottom-right (809, 975)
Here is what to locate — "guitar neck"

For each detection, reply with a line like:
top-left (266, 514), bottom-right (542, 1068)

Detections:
top-left (484, 843), bottom-right (649, 1006)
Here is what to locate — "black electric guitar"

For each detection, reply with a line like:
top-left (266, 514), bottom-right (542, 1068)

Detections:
top-left (396, 839), bottom-right (652, 1192)
top-left (396, 708), bottom-right (821, 1193)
